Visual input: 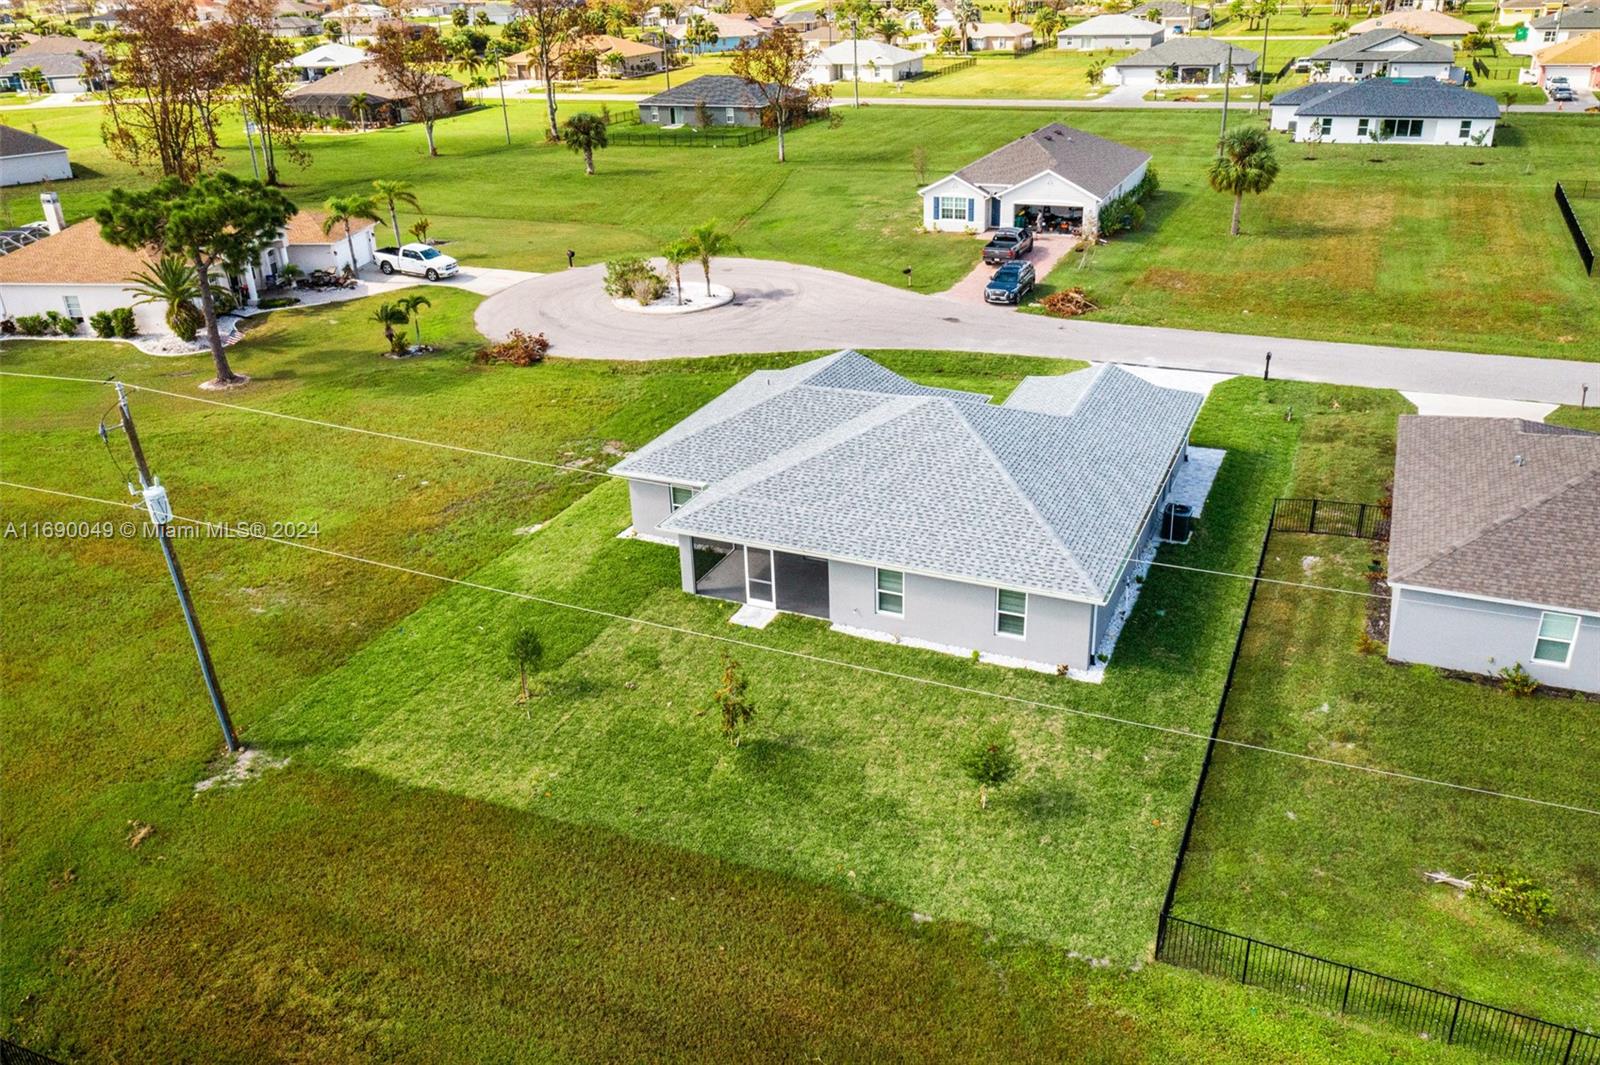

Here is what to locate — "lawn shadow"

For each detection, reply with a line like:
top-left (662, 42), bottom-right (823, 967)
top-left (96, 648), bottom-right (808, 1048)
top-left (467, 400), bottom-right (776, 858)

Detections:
top-left (998, 780), bottom-right (1080, 823)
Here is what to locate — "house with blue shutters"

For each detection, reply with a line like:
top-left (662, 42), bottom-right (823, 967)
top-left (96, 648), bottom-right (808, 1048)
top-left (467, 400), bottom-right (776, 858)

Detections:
top-left (917, 123), bottom-right (1150, 235)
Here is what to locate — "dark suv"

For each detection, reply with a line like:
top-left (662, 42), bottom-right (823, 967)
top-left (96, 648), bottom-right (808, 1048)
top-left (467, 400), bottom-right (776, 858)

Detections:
top-left (984, 261), bottom-right (1036, 305)
top-left (981, 227), bottom-right (1034, 264)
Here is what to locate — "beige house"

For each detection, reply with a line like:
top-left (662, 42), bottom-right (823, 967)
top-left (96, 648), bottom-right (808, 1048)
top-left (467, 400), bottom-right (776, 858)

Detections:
top-left (1348, 10), bottom-right (1477, 43)
top-left (286, 60), bottom-right (465, 123)
top-left (504, 35), bottom-right (666, 80)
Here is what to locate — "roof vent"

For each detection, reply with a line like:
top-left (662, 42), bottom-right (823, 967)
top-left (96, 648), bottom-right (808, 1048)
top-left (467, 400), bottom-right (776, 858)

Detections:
top-left (1512, 453), bottom-right (1525, 466)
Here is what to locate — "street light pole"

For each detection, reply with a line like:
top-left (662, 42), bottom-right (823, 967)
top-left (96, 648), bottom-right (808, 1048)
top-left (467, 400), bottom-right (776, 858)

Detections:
top-left (1255, 14), bottom-right (1270, 113)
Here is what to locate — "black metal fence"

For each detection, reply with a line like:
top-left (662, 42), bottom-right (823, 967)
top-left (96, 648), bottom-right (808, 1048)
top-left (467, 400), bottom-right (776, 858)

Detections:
top-left (916, 56), bottom-right (975, 80)
top-left (1555, 181), bottom-right (1596, 276)
top-left (1, 1039), bottom-right (65, 1065)
top-left (1270, 497), bottom-right (1390, 540)
top-left (1158, 916), bottom-right (1600, 1065)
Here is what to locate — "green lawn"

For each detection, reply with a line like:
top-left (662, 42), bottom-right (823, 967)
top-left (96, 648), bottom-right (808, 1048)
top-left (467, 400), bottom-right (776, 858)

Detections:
top-left (0, 295), bottom-right (1506, 1062)
top-left (1169, 399), bottom-right (1600, 1030)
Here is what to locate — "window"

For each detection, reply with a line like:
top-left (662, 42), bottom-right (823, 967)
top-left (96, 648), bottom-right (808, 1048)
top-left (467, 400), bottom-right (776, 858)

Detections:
top-left (996, 588), bottom-right (1027, 637)
top-left (62, 295), bottom-right (82, 321)
top-left (1353, 61), bottom-right (1365, 75)
top-left (1458, 119), bottom-right (1473, 139)
top-left (1381, 118), bottom-right (1423, 138)
top-left (935, 196), bottom-right (967, 221)
top-left (668, 485), bottom-right (696, 512)
top-left (1317, 117), bottom-right (1334, 136)
top-left (1356, 117), bottom-right (1370, 138)
top-left (1532, 612), bottom-right (1580, 666)
top-left (875, 569), bottom-right (904, 615)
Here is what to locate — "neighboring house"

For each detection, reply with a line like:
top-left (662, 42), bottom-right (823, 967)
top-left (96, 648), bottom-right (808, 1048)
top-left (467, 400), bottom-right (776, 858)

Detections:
top-left (612, 351), bottom-right (1202, 673)
top-left (272, 14), bottom-right (324, 36)
top-left (288, 41), bottom-right (368, 81)
top-left (1305, 28), bottom-right (1457, 81)
top-left (1386, 416), bottom-right (1599, 694)
top-left (808, 38), bottom-right (923, 82)
top-left (0, 195), bottom-right (379, 335)
top-left (1527, 4), bottom-right (1600, 44)
top-left (1529, 32), bottom-right (1600, 86)
top-left (637, 74), bottom-right (803, 126)
top-left (504, 35), bottom-right (666, 80)
top-left (286, 60), bottom-right (465, 123)
top-left (919, 121), bottom-right (1151, 233)
top-left (1348, 9), bottom-right (1477, 43)
top-left (1107, 37), bottom-right (1257, 86)
top-left (0, 126), bottom-right (72, 186)
top-left (1127, 1), bottom-right (1212, 32)
top-left (1056, 14), bottom-right (1165, 51)
top-left (669, 12), bottom-right (767, 53)
top-left (0, 37), bottom-right (106, 93)
top-left (1497, 0), bottom-right (1569, 25)
top-left (965, 22), bottom-right (1034, 51)
top-left (1269, 78), bottom-right (1497, 144)
top-left (323, 1), bottom-right (388, 19)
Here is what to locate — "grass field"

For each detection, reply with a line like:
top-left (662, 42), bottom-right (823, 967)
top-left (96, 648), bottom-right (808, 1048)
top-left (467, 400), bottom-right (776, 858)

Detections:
top-left (1169, 402), bottom-right (1600, 1029)
top-left (0, 294), bottom-right (1508, 1062)
top-left (4, 102), bottom-right (1597, 357)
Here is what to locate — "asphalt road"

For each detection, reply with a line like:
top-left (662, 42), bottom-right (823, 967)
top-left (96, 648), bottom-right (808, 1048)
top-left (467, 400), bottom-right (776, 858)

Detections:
top-left (476, 258), bottom-right (1597, 405)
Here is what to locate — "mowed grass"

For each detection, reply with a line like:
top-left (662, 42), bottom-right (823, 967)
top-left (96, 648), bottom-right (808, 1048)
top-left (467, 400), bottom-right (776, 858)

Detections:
top-left (5, 102), bottom-right (1598, 357)
top-left (1170, 400), bottom-right (1600, 1028)
top-left (0, 298), bottom-right (1501, 1062)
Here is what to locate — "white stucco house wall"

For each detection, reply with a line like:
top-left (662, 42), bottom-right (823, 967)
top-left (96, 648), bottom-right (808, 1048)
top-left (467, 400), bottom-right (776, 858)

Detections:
top-left (1386, 416), bottom-right (1600, 694)
top-left (918, 122), bottom-right (1150, 234)
top-left (1057, 13), bottom-right (1166, 50)
top-left (1269, 79), bottom-right (1498, 145)
top-left (1305, 28), bottom-right (1457, 81)
top-left (612, 351), bottom-right (1203, 674)
top-left (0, 127), bottom-right (73, 187)
top-left (808, 39), bottom-right (923, 82)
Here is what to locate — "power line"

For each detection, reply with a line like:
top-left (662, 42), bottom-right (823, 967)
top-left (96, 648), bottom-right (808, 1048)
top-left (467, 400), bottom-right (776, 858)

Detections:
top-left (3, 477), bottom-right (1595, 819)
top-left (0, 370), bottom-right (1568, 626)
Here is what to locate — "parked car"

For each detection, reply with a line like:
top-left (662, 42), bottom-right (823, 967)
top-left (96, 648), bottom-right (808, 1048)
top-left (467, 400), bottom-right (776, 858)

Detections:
top-left (981, 227), bottom-right (1034, 265)
top-left (374, 243), bottom-right (459, 280)
top-left (1290, 56), bottom-right (1313, 73)
top-left (983, 261), bottom-right (1035, 305)
top-left (1550, 84), bottom-right (1577, 101)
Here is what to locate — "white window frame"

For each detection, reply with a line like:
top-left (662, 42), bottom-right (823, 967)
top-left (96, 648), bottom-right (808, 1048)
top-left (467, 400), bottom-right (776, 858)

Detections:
top-left (1531, 611), bottom-right (1580, 667)
top-left (935, 196), bottom-right (965, 221)
top-left (1458, 119), bottom-right (1473, 139)
top-left (1318, 117), bottom-right (1334, 136)
top-left (875, 568), bottom-right (904, 616)
top-left (1356, 117), bottom-right (1370, 138)
top-left (668, 484), bottom-right (696, 512)
top-left (62, 295), bottom-right (83, 320)
top-left (995, 588), bottom-right (1027, 638)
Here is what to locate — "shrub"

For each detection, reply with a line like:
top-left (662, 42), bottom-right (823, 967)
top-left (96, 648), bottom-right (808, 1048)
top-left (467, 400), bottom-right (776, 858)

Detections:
top-left (1475, 868), bottom-right (1556, 926)
top-left (14, 314), bottom-right (52, 336)
top-left (89, 310), bottom-right (117, 338)
top-left (256, 296), bottom-right (300, 310)
top-left (1133, 167), bottom-right (1159, 200)
top-left (1355, 630), bottom-right (1384, 656)
top-left (44, 310), bottom-right (77, 335)
top-left (1496, 661), bottom-right (1540, 697)
top-left (1039, 288), bottom-right (1099, 318)
top-left (111, 307), bottom-right (136, 337)
top-left (475, 329), bottom-right (551, 367)
top-left (960, 725), bottom-right (1019, 788)
top-left (1098, 193), bottom-right (1146, 236)
top-left (603, 256), bottom-right (668, 305)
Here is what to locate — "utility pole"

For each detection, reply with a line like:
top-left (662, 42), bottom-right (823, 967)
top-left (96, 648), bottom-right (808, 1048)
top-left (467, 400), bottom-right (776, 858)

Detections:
top-left (1218, 61), bottom-right (1232, 156)
top-left (1255, 13), bottom-right (1269, 113)
top-left (110, 383), bottom-right (241, 753)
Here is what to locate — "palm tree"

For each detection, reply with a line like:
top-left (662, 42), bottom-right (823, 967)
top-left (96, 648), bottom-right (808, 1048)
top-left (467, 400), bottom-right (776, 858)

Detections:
top-left (126, 256), bottom-right (203, 340)
top-left (348, 91), bottom-right (372, 130)
top-left (410, 217), bottom-right (432, 244)
top-left (684, 220), bottom-right (738, 296)
top-left (19, 65), bottom-right (46, 95)
top-left (322, 194), bottom-right (382, 271)
top-left (1086, 59), bottom-right (1106, 86)
top-left (560, 113), bottom-right (609, 175)
top-left (371, 180), bottom-right (421, 246)
top-left (370, 302), bottom-right (409, 354)
top-left (954, 0), bottom-right (980, 52)
top-left (663, 239), bottom-right (695, 304)
top-left (1031, 8), bottom-right (1061, 41)
top-left (935, 25), bottom-right (960, 52)
top-left (917, 0), bottom-right (938, 32)
top-left (1207, 125), bottom-right (1279, 236)
top-left (397, 293), bottom-right (431, 344)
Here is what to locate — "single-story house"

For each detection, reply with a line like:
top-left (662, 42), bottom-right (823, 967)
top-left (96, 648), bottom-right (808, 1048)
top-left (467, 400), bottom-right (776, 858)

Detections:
top-left (965, 22), bottom-right (1034, 51)
top-left (637, 74), bottom-right (803, 126)
top-left (919, 121), bottom-right (1151, 233)
top-left (1057, 14), bottom-right (1165, 51)
top-left (272, 14), bottom-right (324, 36)
top-left (0, 195), bottom-right (378, 335)
top-left (808, 38), bottom-right (923, 82)
top-left (0, 125), bottom-right (72, 186)
top-left (1305, 28), bottom-right (1457, 81)
top-left (1348, 9), bottom-right (1477, 44)
top-left (1526, 4), bottom-right (1600, 45)
top-left (1530, 32), bottom-right (1600, 87)
top-left (1269, 78), bottom-right (1497, 144)
top-left (286, 60), bottom-right (465, 123)
top-left (1127, 1), bottom-right (1211, 32)
top-left (668, 12), bottom-right (768, 53)
top-left (1497, 0), bottom-right (1569, 26)
top-left (287, 41), bottom-right (368, 81)
top-left (1386, 416), bottom-right (1599, 694)
top-left (0, 37), bottom-right (105, 93)
top-left (504, 35), bottom-right (666, 80)
top-left (612, 351), bottom-right (1203, 673)
top-left (322, 1), bottom-right (388, 20)
top-left (1108, 37), bottom-right (1257, 86)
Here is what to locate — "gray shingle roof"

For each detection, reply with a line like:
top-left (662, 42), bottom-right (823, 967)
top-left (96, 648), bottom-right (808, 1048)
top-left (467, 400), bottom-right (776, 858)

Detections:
top-left (1112, 36), bottom-right (1258, 68)
top-left (1130, 1), bottom-right (1205, 17)
top-left (638, 74), bottom-right (796, 110)
top-left (0, 37), bottom-right (103, 78)
top-left (1293, 78), bottom-right (1498, 118)
top-left (952, 123), bottom-right (1151, 198)
top-left (1530, 4), bottom-right (1600, 28)
top-left (615, 351), bottom-right (1200, 603)
top-left (1268, 81), bottom-right (1351, 109)
top-left (0, 125), bottom-right (68, 158)
top-left (1389, 416), bottom-right (1600, 614)
top-left (1308, 28), bottom-right (1453, 63)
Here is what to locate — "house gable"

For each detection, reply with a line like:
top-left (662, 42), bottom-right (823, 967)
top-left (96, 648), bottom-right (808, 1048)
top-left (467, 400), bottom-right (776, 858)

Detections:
top-left (1002, 169), bottom-right (1110, 207)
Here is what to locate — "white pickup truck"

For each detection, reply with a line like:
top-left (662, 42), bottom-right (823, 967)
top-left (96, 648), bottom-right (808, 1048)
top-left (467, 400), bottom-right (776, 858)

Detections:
top-left (374, 243), bottom-right (459, 281)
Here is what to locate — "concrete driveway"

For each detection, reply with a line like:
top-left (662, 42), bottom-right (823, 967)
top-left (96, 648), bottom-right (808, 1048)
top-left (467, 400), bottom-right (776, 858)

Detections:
top-left (474, 257), bottom-right (1596, 404)
top-left (942, 233), bottom-right (1078, 306)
